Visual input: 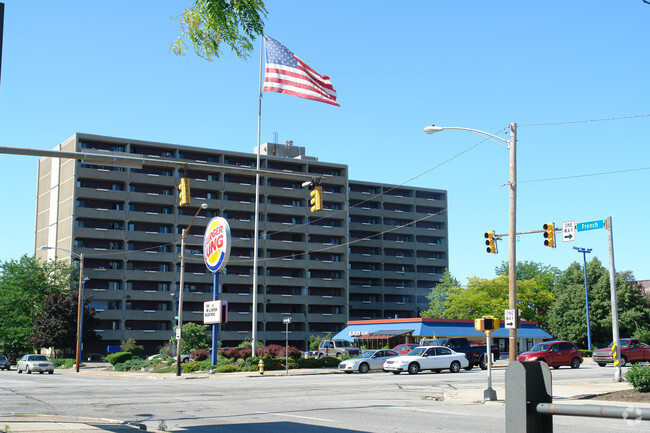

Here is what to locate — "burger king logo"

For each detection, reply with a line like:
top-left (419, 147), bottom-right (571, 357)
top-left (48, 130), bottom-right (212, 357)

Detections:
top-left (203, 217), bottom-right (231, 273)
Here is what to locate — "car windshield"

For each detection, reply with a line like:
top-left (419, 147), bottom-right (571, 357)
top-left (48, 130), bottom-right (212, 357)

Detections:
top-left (29, 355), bottom-right (48, 361)
top-left (608, 340), bottom-right (630, 349)
top-left (406, 347), bottom-right (427, 356)
top-left (0, 355), bottom-right (6, 361)
top-left (529, 344), bottom-right (550, 352)
top-left (357, 351), bottom-right (374, 359)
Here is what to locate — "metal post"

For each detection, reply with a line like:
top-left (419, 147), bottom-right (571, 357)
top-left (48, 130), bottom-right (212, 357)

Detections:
top-left (285, 319), bottom-right (289, 376)
top-left (508, 123), bottom-right (518, 363)
top-left (176, 228), bottom-right (186, 377)
top-left (75, 253), bottom-right (84, 372)
top-left (211, 272), bottom-right (220, 367)
top-left (605, 216), bottom-right (622, 382)
top-left (484, 331), bottom-right (497, 401)
top-left (252, 35), bottom-right (264, 357)
top-left (574, 247), bottom-right (593, 351)
top-left (79, 277), bottom-right (89, 364)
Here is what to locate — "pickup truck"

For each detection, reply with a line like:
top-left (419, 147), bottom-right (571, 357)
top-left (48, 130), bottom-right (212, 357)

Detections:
top-left (317, 339), bottom-right (360, 359)
top-left (425, 337), bottom-right (500, 370)
top-left (592, 338), bottom-right (650, 367)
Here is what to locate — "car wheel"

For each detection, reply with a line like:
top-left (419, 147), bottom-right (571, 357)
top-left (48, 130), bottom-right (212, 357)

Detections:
top-left (464, 363), bottom-right (473, 371)
top-left (407, 362), bottom-right (420, 375)
top-left (39, 371), bottom-right (44, 374)
top-left (620, 357), bottom-right (627, 367)
top-left (48, 371), bottom-right (53, 374)
top-left (597, 362), bottom-right (606, 367)
top-left (479, 356), bottom-right (487, 370)
top-left (392, 371), bottom-right (401, 375)
top-left (26, 367), bottom-right (31, 374)
top-left (336, 353), bottom-right (342, 359)
top-left (450, 361), bottom-right (461, 373)
top-left (570, 357), bottom-right (581, 369)
top-left (318, 354), bottom-right (324, 359)
top-left (344, 371), bottom-right (352, 374)
top-left (17, 367), bottom-right (21, 374)
top-left (182, 358), bottom-right (189, 363)
top-left (359, 363), bottom-right (369, 374)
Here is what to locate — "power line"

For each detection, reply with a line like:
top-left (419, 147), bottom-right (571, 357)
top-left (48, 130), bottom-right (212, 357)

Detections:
top-left (520, 166), bottom-right (650, 184)
top-left (519, 113), bottom-right (650, 127)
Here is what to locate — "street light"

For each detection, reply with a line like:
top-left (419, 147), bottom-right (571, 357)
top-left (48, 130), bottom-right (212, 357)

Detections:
top-left (573, 246), bottom-right (593, 351)
top-left (176, 203), bottom-right (208, 376)
top-left (40, 245), bottom-right (85, 372)
top-left (424, 123), bottom-right (519, 362)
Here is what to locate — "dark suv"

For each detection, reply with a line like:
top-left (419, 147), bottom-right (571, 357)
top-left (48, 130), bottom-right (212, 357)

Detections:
top-left (517, 340), bottom-right (583, 369)
top-left (0, 354), bottom-right (11, 371)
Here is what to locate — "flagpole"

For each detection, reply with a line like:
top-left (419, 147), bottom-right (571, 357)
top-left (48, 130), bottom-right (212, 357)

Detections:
top-left (251, 35), bottom-right (264, 357)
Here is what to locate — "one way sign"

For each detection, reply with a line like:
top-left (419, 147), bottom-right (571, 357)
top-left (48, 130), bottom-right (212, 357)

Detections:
top-left (562, 221), bottom-right (576, 242)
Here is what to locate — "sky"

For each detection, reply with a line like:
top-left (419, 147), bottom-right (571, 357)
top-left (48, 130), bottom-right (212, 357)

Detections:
top-left (1, 1), bottom-right (649, 285)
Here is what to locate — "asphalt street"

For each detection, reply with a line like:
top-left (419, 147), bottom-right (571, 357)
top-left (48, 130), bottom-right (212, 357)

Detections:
top-left (0, 360), bottom-right (648, 432)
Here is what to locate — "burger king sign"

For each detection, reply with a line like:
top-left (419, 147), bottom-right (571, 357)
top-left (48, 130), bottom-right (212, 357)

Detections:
top-left (203, 217), bottom-right (231, 273)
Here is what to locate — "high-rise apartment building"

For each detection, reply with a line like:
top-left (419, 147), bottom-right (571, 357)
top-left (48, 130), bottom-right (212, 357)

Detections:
top-left (35, 133), bottom-right (448, 354)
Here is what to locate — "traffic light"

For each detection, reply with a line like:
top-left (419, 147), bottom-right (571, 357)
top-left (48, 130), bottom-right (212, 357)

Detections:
top-left (178, 178), bottom-right (190, 207)
top-left (310, 186), bottom-right (323, 212)
top-left (543, 222), bottom-right (555, 247)
top-left (475, 315), bottom-right (500, 332)
top-left (484, 231), bottom-right (497, 253)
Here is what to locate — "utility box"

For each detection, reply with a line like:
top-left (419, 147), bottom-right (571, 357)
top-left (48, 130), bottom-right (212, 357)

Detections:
top-left (506, 361), bottom-right (553, 433)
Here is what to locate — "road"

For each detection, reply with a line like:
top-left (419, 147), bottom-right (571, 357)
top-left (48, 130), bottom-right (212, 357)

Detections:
top-left (0, 361), bottom-right (645, 432)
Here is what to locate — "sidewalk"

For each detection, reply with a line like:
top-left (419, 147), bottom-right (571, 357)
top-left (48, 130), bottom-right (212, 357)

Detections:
top-left (0, 415), bottom-right (159, 432)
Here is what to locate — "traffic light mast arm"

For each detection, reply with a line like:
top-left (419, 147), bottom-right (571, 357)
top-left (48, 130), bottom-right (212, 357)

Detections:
top-left (489, 227), bottom-right (560, 237)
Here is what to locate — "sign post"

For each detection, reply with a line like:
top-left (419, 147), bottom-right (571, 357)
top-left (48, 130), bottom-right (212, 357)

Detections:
top-left (203, 217), bottom-right (231, 367)
top-left (283, 317), bottom-right (292, 375)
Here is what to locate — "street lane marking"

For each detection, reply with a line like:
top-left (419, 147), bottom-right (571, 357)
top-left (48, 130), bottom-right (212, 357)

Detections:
top-left (256, 411), bottom-right (340, 423)
top-left (386, 406), bottom-right (471, 417)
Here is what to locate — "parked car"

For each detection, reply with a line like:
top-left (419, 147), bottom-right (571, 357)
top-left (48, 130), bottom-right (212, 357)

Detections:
top-left (0, 354), bottom-right (11, 371)
top-left (317, 339), bottom-right (360, 359)
top-left (383, 346), bottom-right (468, 374)
top-left (425, 337), bottom-right (500, 370)
top-left (592, 338), bottom-right (650, 367)
top-left (338, 349), bottom-right (400, 374)
top-left (517, 340), bottom-right (582, 369)
top-left (392, 344), bottom-right (419, 355)
top-left (16, 354), bottom-right (54, 374)
top-left (173, 354), bottom-right (191, 363)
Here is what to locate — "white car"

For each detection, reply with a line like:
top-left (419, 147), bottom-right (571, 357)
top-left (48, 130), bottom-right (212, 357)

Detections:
top-left (338, 349), bottom-right (400, 374)
top-left (383, 346), bottom-right (468, 374)
top-left (16, 354), bottom-right (54, 374)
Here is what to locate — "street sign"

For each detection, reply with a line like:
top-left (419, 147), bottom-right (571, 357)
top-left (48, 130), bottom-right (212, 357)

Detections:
top-left (175, 328), bottom-right (181, 340)
top-left (283, 317), bottom-right (292, 324)
top-left (562, 221), bottom-right (576, 242)
top-left (504, 309), bottom-right (516, 329)
top-left (203, 300), bottom-right (222, 324)
top-left (576, 219), bottom-right (604, 232)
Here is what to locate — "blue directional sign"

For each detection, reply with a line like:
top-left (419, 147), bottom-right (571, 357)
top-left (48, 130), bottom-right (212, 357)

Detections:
top-left (576, 219), bottom-right (604, 232)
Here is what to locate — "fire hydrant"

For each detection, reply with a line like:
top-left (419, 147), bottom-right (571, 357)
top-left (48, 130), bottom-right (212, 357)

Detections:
top-left (258, 359), bottom-right (265, 375)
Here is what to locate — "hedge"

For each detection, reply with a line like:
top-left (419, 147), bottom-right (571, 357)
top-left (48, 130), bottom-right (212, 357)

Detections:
top-left (106, 352), bottom-right (133, 365)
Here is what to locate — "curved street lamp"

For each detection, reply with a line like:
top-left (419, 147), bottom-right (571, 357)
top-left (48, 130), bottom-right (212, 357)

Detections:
top-left (40, 245), bottom-right (85, 372)
top-left (176, 203), bottom-right (208, 376)
top-left (424, 123), bottom-right (519, 362)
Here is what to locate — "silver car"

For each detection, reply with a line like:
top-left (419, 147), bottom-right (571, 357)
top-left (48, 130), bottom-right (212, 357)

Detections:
top-left (16, 354), bottom-right (54, 374)
top-left (383, 346), bottom-right (468, 374)
top-left (338, 349), bottom-right (400, 374)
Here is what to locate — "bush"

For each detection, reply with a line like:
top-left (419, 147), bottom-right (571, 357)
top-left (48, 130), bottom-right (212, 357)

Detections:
top-left (114, 358), bottom-right (148, 372)
top-left (220, 347), bottom-right (251, 360)
top-left (579, 350), bottom-right (592, 358)
top-left (319, 356), bottom-right (340, 367)
top-left (258, 344), bottom-right (284, 359)
top-left (191, 349), bottom-right (209, 361)
top-left (120, 339), bottom-right (144, 357)
top-left (625, 364), bottom-right (650, 392)
top-left (52, 358), bottom-right (75, 369)
top-left (217, 364), bottom-right (241, 373)
top-left (106, 352), bottom-right (134, 365)
top-left (297, 357), bottom-right (322, 368)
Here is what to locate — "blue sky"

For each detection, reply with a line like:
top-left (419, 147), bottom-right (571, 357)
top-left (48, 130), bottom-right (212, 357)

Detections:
top-left (1, 1), bottom-right (649, 285)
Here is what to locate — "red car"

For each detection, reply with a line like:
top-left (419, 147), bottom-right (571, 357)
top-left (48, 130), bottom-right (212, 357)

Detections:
top-left (517, 340), bottom-right (583, 369)
top-left (392, 344), bottom-right (419, 355)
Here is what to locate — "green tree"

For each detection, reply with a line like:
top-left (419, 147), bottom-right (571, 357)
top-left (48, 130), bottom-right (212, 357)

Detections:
top-left (420, 270), bottom-right (462, 318)
top-left (443, 274), bottom-right (555, 329)
top-left (548, 258), bottom-right (650, 348)
top-left (28, 290), bottom-right (99, 355)
top-left (0, 255), bottom-right (74, 355)
top-left (120, 338), bottom-right (144, 357)
top-left (172, 322), bottom-right (210, 353)
top-left (171, 0), bottom-right (268, 61)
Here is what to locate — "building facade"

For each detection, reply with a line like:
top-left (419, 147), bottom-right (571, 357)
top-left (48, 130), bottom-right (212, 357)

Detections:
top-left (35, 133), bottom-right (448, 354)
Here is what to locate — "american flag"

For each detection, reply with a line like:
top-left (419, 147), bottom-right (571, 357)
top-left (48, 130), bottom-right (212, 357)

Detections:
top-left (263, 35), bottom-right (339, 107)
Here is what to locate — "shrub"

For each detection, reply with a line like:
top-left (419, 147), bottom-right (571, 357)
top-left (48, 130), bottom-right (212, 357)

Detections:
top-left (297, 357), bottom-right (322, 368)
top-left (52, 358), bottom-right (75, 369)
top-left (625, 364), bottom-right (650, 392)
top-left (579, 350), bottom-right (592, 358)
top-left (319, 356), bottom-right (340, 367)
top-left (120, 339), bottom-right (144, 357)
top-left (191, 349), bottom-right (209, 361)
top-left (217, 364), bottom-right (240, 373)
top-left (106, 352), bottom-right (134, 365)
top-left (114, 358), bottom-right (148, 372)
top-left (221, 347), bottom-right (251, 360)
top-left (258, 344), bottom-right (284, 359)
top-left (181, 361), bottom-right (203, 373)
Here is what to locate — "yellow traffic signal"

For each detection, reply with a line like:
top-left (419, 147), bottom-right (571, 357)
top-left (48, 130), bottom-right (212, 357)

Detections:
top-left (484, 231), bottom-right (497, 253)
top-left (178, 178), bottom-right (190, 207)
top-left (310, 186), bottom-right (323, 212)
top-left (475, 315), bottom-right (499, 333)
top-left (543, 222), bottom-right (555, 247)
top-left (474, 318), bottom-right (485, 332)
